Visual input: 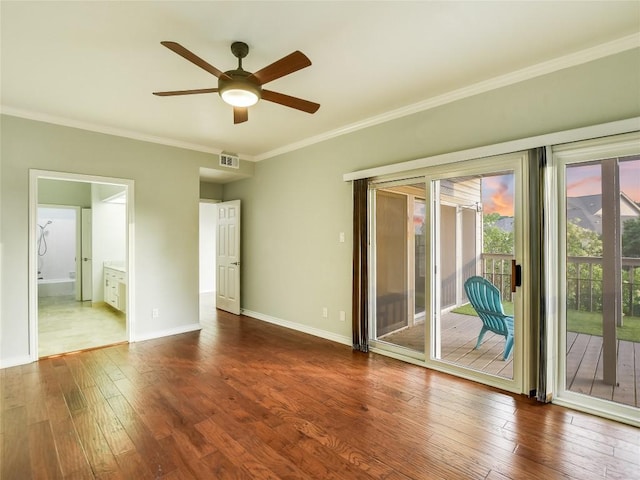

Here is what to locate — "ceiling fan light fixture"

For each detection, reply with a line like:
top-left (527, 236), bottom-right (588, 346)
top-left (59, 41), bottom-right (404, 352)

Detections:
top-left (219, 75), bottom-right (262, 107)
top-left (220, 87), bottom-right (260, 107)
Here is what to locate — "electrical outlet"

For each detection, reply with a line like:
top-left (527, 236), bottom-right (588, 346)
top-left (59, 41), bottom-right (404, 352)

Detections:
top-left (339, 232), bottom-right (345, 243)
top-left (339, 310), bottom-right (346, 322)
top-left (152, 308), bottom-right (159, 318)
top-left (322, 307), bottom-right (328, 318)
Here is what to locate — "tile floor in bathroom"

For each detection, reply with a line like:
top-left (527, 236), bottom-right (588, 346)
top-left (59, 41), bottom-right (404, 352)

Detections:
top-left (38, 295), bottom-right (127, 357)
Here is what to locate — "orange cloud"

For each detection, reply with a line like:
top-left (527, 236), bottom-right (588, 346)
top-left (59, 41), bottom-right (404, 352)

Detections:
top-left (482, 176), bottom-right (514, 216)
top-left (567, 175), bottom-right (601, 197)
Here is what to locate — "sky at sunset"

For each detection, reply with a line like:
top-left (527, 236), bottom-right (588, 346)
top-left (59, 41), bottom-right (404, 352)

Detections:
top-left (480, 158), bottom-right (639, 217)
top-left (566, 159), bottom-right (640, 201)
top-left (482, 174), bottom-right (514, 216)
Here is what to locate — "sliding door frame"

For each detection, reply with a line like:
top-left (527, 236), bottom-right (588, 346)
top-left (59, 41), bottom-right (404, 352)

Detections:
top-left (367, 152), bottom-right (531, 394)
top-left (551, 131), bottom-right (640, 427)
top-left (423, 152), bottom-right (530, 395)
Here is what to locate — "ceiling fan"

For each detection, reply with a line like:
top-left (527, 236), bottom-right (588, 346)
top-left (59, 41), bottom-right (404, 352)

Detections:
top-left (153, 41), bottom-right (320, 124)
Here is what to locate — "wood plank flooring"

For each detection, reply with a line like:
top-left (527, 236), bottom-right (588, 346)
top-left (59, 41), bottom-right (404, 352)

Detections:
top-left (2, 306), bottom-right (639, 479)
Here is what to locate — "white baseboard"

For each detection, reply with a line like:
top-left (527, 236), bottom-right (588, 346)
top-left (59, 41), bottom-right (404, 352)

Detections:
top-left (0, 355), bottom-right (33, 369)
top-left (134, 323), bottom-right (202, 342)
top-left (241, 309), bottom-right (352, 347)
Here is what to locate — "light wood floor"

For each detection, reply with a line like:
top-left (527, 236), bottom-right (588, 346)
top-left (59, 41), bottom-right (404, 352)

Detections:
top-left (38, 296), bottom-right (126, 358)
top-left (2, 301), bottom-right (639, 479)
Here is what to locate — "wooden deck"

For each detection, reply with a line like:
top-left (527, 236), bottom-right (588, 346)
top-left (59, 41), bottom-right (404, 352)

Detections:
top-left (567, 331), bottom-right (640, 408)
top-left (380, 312), bottom-right (639, 408)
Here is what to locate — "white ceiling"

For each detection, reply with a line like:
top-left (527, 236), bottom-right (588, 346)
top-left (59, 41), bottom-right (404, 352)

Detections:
top-left (2, 1), bottom-right (639, 166)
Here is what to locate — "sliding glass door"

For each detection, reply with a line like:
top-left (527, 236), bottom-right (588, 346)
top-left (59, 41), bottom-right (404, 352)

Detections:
top-left (554, 133), bottom-right (640, 423)
top-left (371, 182), bottom-right (427, 355)
top-left (426, 153), bottom-right (526, 392)
top-left (370, 153), bottom-right (528, 393)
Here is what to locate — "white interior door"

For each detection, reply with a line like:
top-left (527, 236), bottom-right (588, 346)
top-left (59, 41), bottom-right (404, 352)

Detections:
top-left (216, 200), bottom-right (241, 315)
top-left (81, 208), bottom-right (92, 301)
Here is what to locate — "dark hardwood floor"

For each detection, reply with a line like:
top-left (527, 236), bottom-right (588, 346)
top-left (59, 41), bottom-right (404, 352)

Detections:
top-left (2, 308), bottom-right (639, 479)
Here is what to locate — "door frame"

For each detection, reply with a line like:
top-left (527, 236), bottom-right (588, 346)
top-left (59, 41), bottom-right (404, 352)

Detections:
top-left (368, 152), bottom-right (531, 394)
top-left (28, 169), bottom-right (135, 361)
top-left (424, 152), bottom-right (529, 395)
top-left (551, 132), bottom-right (640, 426)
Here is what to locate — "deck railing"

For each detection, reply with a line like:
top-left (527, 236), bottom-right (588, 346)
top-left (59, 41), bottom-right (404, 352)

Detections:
top-left (481, 253), bottom-right (640, 316)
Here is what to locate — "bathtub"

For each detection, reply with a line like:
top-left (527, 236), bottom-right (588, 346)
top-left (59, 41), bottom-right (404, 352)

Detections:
top-left (38, 278), bottom-right (75, 297)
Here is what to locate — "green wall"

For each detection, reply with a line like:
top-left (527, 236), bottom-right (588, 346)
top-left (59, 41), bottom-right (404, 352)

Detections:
top-left (222, 49), bottom-right (640, 341)
top-left (0, 117), bottom-right (210, 365)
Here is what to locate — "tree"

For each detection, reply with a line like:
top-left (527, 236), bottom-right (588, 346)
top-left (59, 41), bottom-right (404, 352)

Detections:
top-left (483, 213), bottom-right (513, 254)
top-left (566, 220), bottom-right (602, 257)
top-left (622, 217), bottom-right (640, 258)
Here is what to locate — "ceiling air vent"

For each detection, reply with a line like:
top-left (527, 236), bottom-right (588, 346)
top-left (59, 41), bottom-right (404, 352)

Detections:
top-left (219, 152), bottom-right (240, 169)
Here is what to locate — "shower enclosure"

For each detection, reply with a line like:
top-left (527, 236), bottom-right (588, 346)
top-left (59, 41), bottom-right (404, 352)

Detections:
top-left (37, 206), bottom-right (78, 298)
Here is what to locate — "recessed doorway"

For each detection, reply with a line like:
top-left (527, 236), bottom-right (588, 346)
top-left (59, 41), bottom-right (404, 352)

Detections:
top-left (29, 170), bottom-right (134, 359)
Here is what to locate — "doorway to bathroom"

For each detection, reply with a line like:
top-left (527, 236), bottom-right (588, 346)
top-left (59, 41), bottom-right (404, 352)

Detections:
top-left (30, 170), bottom-right (134, 359)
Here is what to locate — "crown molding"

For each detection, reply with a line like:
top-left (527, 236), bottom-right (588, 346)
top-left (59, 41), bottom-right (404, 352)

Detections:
top-left (2, 34), bottom-right (638, 163)
top-left (0, 106), bottom-right (256, 161)
top-left (254, 33), bottom-right (640, 162)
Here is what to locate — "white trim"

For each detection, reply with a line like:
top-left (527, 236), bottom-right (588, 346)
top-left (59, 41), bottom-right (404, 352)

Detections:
top-left (134, 323), bottom-right (202, 342)
top-left (0, 106), bottom-right (255, 161)
top-left (242, 309), bottom-right (352, 347)
top-left (0, 355), bottom-right (33, 369)
top-left (258, 34), bottom-right (640, 162)
top-left (3, 35), bottom-right (638, 164)
top-left (343, 118), bottom-right (640, 182)
top-left (553, 395), bottom-right (640, 429)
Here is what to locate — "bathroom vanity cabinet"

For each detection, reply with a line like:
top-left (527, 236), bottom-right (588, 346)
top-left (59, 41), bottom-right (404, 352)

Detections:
top-left (103, 265), bottom-right (126, 313)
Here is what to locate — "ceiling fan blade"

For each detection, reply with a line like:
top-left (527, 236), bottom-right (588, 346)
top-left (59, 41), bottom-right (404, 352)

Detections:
top-left (153, 88), bottom-right (219, 96)
top-left (234, 107), bottom-right (248, 124)
top-left (248, 51), bottom-right (311, 85)
top-left (262, 90), bottom-right (320, 114)
top-left (161, 41), bottom-right (231, 80)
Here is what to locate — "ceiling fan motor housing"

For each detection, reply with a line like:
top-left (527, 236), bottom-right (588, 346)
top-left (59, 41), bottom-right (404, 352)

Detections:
top-left (218, 69), bottom-right (262, 106)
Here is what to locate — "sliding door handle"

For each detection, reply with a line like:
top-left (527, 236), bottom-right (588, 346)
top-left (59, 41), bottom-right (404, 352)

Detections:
top-left (511, 259), bottom-right (522, 292)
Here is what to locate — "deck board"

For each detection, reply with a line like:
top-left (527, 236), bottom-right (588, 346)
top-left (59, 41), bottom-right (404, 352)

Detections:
top-left (380, 312), bottom-right (638, 408)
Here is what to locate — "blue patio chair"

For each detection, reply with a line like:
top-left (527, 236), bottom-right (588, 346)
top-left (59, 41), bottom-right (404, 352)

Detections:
top-left (463, 276), bottom-right (514, 360)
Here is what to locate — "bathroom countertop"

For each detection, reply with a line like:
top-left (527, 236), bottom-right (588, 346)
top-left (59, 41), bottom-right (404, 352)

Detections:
top-left (104, 262), bottom-right (126, 273)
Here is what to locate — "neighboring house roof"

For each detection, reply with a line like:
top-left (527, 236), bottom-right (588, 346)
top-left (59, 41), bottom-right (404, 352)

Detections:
top-left (492, 193), bottom-right (640, 234)
top-left (567, 193), bottom-right (640, 234)
top-left (495, 217), bottom-right (514, 233)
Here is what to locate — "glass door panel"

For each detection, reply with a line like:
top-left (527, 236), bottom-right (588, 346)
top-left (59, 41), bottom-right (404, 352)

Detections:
top-left (563, 155), bottom-right (640, 409)
top-left (372, 183), bottom-right (426, 353)
top-left (430, 168), bottom-right (519, 381)
top-left (369, 152), bottom-right (526, 392)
